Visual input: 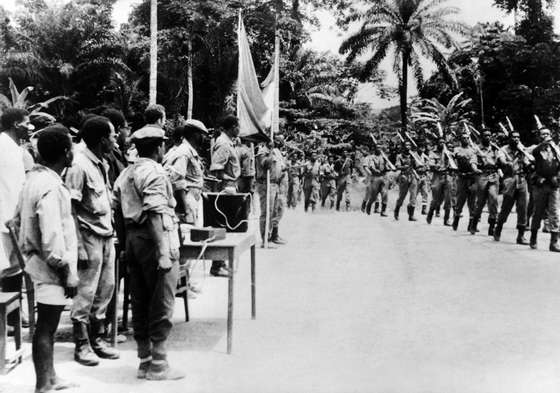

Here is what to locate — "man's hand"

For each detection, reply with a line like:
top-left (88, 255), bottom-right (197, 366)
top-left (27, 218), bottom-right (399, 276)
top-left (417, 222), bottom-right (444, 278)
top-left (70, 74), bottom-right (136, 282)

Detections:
top-left (78, 247), bottom-right (89, 270)
top-left (57, 265), bottom-right (78, 298)
top-left (158, 254), bottom-right (173, 272)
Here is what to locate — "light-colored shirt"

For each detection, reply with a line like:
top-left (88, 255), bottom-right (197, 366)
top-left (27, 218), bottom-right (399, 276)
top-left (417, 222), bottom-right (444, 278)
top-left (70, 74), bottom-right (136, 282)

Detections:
top-left (238, 144), bottom-right (256, 177)
top-left (163, 140), bottom-right (204, 190)
top-left (65, 147), bottom-right (113, 237)
top-left (210, 132), bottom-right (241, 181)
top-left (14, 165), bottom-right (77, 285)
top-left (0, 132), bottom-right (26, 274)
top-left (255, 145), bottom-right (285, 183)
top-left (113, 158), bottom-right (177, 226)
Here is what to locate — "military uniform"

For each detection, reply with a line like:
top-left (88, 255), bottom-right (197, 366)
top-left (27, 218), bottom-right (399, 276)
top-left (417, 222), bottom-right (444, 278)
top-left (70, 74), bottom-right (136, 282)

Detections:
top-left (452, 145), bottom-right (479, 231)
top-left (362, 153), bottom-right (388, 215)
top-left (237, 143), bottom-right (255, 194)
top-left (287, 161), bottom-right (302, 209)
top-left (303, 160), bottom-right (321, 212)
top-left (394, 151), bottom-right (420, 220)
top-left (529, 140), bottom-right (560, 250)
top-left (320, 162), bottom-right (337, 209)
top-left (210, 132), bottom-right (241, 191)
top-left (426, 148), bottom-right (453, 225)
top-left (415, 152), bottom-right (430, 215)
top-left (113, 133), bottom-right (181, 377)
top-left (470, 145), bottom-right (500, 235)
top-left (494, 144), bottom-right (531, 243)
top-left (334, 156), bottom-right (352, 211)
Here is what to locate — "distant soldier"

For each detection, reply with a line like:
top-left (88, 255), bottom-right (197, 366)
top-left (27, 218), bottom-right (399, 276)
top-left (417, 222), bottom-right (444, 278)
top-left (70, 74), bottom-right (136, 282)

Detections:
top-left (363, 143), bottom-right (389, 217)
top-left (415, 144), bottom-right (430, 215)
top-left (334, 153), bottom-right (352, 211)
top-left (237, 137), bottom-right (256, 194)
top-left (394, 140), bottom-right (422, 221)
top-left (493, 131), bottom-right (531, 244)
top-left (320, 155), bottom-right (337, 209)
top-left (426, 137), bottom-right (454, 226)
top-left (452, 131), bottom-right (480, 231)
top-left (287, 154), bottom-right (302, 209)
top-left (470, 129), bottom-right (500, 235)
top-left (528, 126), bottom-right (560, 252)
top-left (302, 152), bottom-right (321, 212)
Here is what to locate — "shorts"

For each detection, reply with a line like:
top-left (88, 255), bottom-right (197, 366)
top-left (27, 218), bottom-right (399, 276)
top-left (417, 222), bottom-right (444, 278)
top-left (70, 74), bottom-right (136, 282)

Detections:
top-left (36, 282), bottom-right (68, 306)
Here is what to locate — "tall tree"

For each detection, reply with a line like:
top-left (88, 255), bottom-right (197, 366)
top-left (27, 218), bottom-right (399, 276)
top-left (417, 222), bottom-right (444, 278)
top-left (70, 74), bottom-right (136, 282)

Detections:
top-left (149, 0), bottom-right (157, 104)
top-left (339, 0), bottom-right (469, 132)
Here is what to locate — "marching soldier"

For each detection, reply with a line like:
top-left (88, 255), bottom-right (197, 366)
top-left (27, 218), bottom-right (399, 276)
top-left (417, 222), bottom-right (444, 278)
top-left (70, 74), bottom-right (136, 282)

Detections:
top-left (320, 155), bottom-right (337, 209)
top-left (452, 131), bottom-right (480, 231)
top-left (302, 152), bottom-right (321, 212)
top-left (334, 152), bottom-right (352, 211)
top-left (470, 129), bottom-right (500, 235)
top-left (394, 140), bottom-right (421, 221)
top-left (493, 131), bottom-right (531, 244)
top-left (363, 143), bottom-right (389, 217)
top-left (528, 125), bottom-right (560, 252)
top-left (415, 144), bottom-right (430, 215)
top-left (426, 137), bottom-right (454, 225)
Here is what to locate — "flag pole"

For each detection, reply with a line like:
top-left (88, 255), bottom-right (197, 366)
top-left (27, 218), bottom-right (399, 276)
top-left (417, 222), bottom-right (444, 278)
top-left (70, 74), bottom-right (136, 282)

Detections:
top-left (264, 20), bottom-right (280, 248)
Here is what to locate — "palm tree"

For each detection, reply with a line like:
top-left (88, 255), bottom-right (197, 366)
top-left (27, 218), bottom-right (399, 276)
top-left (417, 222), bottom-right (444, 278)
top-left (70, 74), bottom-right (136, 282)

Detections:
top-left (339, 0), bottom-right (469, 132)
top-left (149, 0), bottom-right (157, 105)
top-left (410, 92), bottom-right (473, 134)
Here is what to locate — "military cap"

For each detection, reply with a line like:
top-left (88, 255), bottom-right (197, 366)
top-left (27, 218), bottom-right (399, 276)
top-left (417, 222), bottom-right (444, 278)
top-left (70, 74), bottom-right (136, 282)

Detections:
top-left (131, 125), bottom-right (167, 140)
top-left (185, 119), bottom-right (209, 134)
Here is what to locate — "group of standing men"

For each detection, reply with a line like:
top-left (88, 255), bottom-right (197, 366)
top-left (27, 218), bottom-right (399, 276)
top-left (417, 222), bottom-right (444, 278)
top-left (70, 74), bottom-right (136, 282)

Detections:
top-left (0, 103), bottom-right (291, 392)
top-left (359, 120), bottom-right (560, 253)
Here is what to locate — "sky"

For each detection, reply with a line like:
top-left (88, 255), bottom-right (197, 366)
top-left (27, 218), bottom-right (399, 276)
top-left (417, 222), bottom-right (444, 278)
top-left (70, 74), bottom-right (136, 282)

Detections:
top-left (4, 0), bottom-right (560, 109)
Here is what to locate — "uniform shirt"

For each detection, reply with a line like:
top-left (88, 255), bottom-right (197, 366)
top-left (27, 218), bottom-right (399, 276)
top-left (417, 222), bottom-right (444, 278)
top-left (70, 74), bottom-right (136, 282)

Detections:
top-left (428, 149), bottom-right (449, 173)
top-left (303, 160), bottom-right (320, 181)
top-left (14, 165), bottom-right (77, 285)
top-left (113, 158), bottom-right (177, 226)
top-left (65, 147), bottom-right (113, 237)
top-left (238, 144), bottom-right (256, 178)
top-left (363, 154), bottom-right (386, 176)
top-left (319, 163), bottom-right (335, 180)
top-left (255, 145), bottom-right (285, 183)
top-left (210, 132), bottom-right (240, 181)
top-left (532, 141), bottom-right (560, 179)
top-left (498, 144), bottom-right (530, 177)
top-left (163, 140), bottom-right (204, 190)
top-left (395, 152), bottom-right (414, 170)
top-left (453, 146), bottom-right (478, 174)
top-left (0, 133), bottom-right (26, 274)
top-left (476, 145), bottom-right (499, 169)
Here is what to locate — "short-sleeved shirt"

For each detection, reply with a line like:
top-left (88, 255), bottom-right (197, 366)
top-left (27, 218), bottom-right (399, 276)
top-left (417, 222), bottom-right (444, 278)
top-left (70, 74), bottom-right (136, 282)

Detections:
top-left (453, 146), bottom-right (478, 174)
top-left (163, 140), bottom-right (204, 190)
top-left (65, 147), bottom-right (113, 237)
top-left (238, 144), bottom-right (256, 178)
top-left (498, 144), bottom-right (530, 176)
top-left (532, 142), bottom-right (560, 178)
top-left (113, 158), bottom-right (176, 226)
top-left (15, 165), bottom-right (77, 285)
top-left (255, 145), bottom-right (285, 183)
top-left (477, 145), bottom-right (499, 169)
top-left (363, 154), bottom-right (386, 176)
top-left (210, 133), bottom-right (240, 181)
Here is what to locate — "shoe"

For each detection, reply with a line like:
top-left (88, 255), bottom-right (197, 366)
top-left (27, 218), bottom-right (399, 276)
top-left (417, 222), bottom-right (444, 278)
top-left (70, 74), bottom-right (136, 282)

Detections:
top-left (269, 227), bottom-right (287, 245)
top-left (436, 209), bottom-right (441, 218)
top-left (488, 219), bottom-right (496, 237)
top-left (380, 203), bottom-right (388, 217)
top-left (493, 222), bottom-right (503, 242)
top-left (90, 320), bottom-right (120, 360)
top-left (407, 206), bottom-right (417, 221)
top-left (146, 361), bottom-right (186, 381)
top-left (373, 202), bottom-right (380, 214)
top-left (421, 205), bottom-right (427, 215)
top-left (469, 219), bottom-right (478, 235)
top-left (361, 201), bottom-right (366, 213)
top-left (452, 216), bottom-right (460, 231)
top-left (210, 266), bottom-right (231, 277)
top-left (443, 209), bottom-right (451, 226)
top-left (394, 206), bottom-right (400, 221)
top-left (550, 232), bottom-right (560, 252)
top-left (530, 229), bottom-right (538, 250)
top-left (73, 323), bottom-right (99, 367)
top-left (426, 208), bottom-right (434, 224)
top-left (137, 360), bottom-right (151, 379)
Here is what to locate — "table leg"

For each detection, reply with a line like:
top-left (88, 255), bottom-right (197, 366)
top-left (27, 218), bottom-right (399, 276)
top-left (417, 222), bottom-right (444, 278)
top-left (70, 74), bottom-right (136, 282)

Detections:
top-left (0, 309), bottom-right (6, 373)
top-left (227, 250), bottom-right (234, 355)
top-left (251, 244), bottom-right (256, 320)
top-left (111, 252), bottom-right (119, 347)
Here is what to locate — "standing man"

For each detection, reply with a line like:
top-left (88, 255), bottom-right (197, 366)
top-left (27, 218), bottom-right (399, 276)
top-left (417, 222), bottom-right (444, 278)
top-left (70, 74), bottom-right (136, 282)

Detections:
top-left (14, 126), bottom-right (79, 393)
top-left (334, 152), bottom-right (352, 211)
top-left (320, 156), bottom-right (337, 209)
top-left (163, 120), bottom-right (208, 227)
top-left (65, 116), bottom-right (119, 366)
top-left (528, 126), bottom-right (560, 251)
top-left (209, 115), bottom-right (241, 276)
top-left (302, 152), bottom-right (321, 212)
top-left (452, 131), bottom-right (480, 231)
top-left (493, 131), bottom-right (531, 244)
top-left (237, 137), bottom-right (256, 195)
top-left (0, 108), bottom-right (34, 332)
top-left (415, 144), bottom-right (430, 215)
top-left (394, 140), bottom-right (420, 221)
top-left (470, 129), bottom-right (500, 235)
top-left (113, 125), bottom-right (184, 380)
top-left (363, 143), bottom-right (389, 216)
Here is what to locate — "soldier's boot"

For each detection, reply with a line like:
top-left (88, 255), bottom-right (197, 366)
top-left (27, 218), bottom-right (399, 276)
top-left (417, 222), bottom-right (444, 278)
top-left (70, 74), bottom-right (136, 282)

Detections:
top-left (365, 201), bottom-right (373, 215)
top-left (361, 200), bottom-right (366, 213)
top-left (394, 205), bottom-right (401, 221)
top-left (443, 209), bottom-right (451, 226)
top-left (270, 227), bottom-right (287, 245)
top-left (380, 203), bottom-right (388, 217)
top-left (452, 215), bottom-right (460, 231)
top-left (530, 229), bottom-right (538, 250)
top-left (488, 218), bottom-right (496, 237)
top-left (493, 222), bottom-right (503, 242)
top-left (407, 206), bottom-right (417, 222)
top-left (549, 232), bottom-right (560, 252)
top-left (469, 218), bottom-right (478, 235)
top-left (421, 204), bottom-right (427, 215)
top-left (516, 227), bottom-right (528, 245)
top-left (90, 319), bottom-right (120, 360)
top-left (73, 322), bottom-right (99, 367)
top-left (426, 207), bottom-right (434, 224)
top-left (373, 202), bottom-right (380, 214)
top-left (146, 341), bottom-right (185, 381)
top-left (436, 208), bottom-right (441, 218)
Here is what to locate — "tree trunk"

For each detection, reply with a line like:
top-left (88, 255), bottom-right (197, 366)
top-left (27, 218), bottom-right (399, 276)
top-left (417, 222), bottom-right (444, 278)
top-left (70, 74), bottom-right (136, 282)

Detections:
top-left (187, 38), bottom-right (193, 120)
top-left (400, 52), bottom-right (409, 133)
top-left (149, 0), bottom-right (157, 105)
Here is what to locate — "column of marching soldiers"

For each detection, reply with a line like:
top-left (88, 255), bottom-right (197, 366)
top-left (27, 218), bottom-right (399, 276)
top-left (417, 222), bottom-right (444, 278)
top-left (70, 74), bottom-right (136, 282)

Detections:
top-left (291, 116), bottom-right (560, 253)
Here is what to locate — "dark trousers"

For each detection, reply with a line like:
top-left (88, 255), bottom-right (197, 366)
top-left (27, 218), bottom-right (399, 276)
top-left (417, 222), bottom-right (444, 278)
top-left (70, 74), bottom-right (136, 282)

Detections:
top-left (126, 226), bottom-right (178, 360)
top-left (497, 177), bottom-right (528, 228)
top-left (530, 184), bottom-right (560, 233)
top-left (1, 272), bottom-right (23, 326)
top-left (454, 176), bottom-right (477, 218)
top-left (429, 173), bottom-right (451, 211)
top-left (472, 175), bottom-right (499, 222)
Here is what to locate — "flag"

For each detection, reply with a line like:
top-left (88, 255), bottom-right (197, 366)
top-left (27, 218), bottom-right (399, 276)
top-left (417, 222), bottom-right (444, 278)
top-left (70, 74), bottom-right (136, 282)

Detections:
top-left (237, 13), bottom-right (269, 140)
top-left (261, 34), bottom-right (280, 137)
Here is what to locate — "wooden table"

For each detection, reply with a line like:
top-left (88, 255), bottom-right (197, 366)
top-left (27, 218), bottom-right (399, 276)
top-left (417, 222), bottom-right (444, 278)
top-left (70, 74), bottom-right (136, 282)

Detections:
top-left (180, 232), bottom-right (257, 354)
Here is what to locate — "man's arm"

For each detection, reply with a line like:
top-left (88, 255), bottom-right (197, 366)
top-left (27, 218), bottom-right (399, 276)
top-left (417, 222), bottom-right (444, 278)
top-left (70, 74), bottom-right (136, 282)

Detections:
top-left (147, 212), bottom-right (172, 271)
top-left (65, 165), bottom-right (89, 265)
